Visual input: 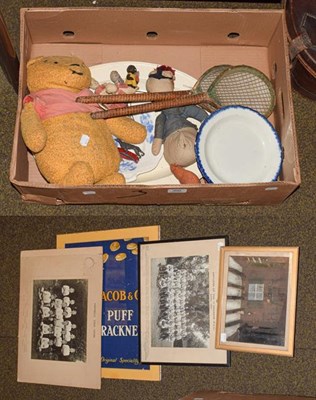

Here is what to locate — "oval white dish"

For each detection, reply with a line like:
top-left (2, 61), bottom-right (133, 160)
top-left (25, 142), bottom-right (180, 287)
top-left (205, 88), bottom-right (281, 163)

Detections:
top-left (90, 61), bottom-right (198, 184)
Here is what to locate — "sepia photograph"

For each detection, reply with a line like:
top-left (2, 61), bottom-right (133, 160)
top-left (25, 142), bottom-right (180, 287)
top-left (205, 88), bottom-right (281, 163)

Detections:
top-left (139, 237), bottom-right (230, 365)
top-left (32, 279), bottom-right (87, 362)
top-left (216, 246), bottom-right (299, 356)
top-left (151, 255), bottom-right (210, 349)
top-left (18, 247), bottom-right (103, 389)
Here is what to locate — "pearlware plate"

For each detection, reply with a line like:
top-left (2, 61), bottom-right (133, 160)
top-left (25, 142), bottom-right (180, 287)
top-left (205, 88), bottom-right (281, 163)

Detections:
top-left (195, 106), bottom-right (282, 184)
top-left (90, 61), bottom-right (197, 183)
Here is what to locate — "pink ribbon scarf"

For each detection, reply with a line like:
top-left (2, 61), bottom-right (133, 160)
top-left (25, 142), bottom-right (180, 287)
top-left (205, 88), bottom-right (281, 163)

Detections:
top-left (23, 88), bottom-right (102, 120)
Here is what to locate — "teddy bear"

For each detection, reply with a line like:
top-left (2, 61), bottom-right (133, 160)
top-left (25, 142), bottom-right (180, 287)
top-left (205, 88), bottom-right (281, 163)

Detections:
top-left (20, 55), bottom-right (147, 185)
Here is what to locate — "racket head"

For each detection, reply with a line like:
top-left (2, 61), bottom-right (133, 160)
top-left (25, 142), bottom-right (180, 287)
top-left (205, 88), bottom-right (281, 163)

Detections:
top-left (208, 65), bottom-right (276, 117)
top-left (192, 64), bottom-right (231, 112)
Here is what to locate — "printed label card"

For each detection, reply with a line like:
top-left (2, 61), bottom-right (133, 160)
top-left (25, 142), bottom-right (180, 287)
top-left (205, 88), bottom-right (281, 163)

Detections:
top-left (57, 226), bottom-right (161, 381)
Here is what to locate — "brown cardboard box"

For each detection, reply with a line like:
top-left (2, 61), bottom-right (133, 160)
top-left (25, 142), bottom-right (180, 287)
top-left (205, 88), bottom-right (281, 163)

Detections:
top-left (179, 391), bottom-right (310, 400)
top-left (10, 7), bottom-right (300, 205)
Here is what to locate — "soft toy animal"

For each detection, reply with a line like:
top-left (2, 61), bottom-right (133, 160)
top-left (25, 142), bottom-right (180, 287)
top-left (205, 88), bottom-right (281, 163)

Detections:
top-left (20, 55), bottom-right (147, 185)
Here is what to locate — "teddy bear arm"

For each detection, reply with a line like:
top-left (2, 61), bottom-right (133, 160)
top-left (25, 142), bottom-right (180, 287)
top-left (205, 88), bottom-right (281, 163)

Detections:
top-left (105, 117), bottom-right (147, 144)
top-left (21, 103), bottom-right (47, 153)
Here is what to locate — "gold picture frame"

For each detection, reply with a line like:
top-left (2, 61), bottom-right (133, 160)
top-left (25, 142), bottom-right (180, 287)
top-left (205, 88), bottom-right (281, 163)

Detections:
top-left (216, 246), bottom-right (299, 357)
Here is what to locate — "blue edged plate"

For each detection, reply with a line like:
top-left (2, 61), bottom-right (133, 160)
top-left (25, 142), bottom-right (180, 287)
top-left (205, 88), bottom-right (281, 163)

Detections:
top-left (195, 106), bottom-right (282, 184)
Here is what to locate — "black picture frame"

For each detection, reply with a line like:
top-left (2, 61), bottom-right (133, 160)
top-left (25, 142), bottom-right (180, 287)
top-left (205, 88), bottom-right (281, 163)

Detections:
top-left (139, 236), bottom-right (230, 366)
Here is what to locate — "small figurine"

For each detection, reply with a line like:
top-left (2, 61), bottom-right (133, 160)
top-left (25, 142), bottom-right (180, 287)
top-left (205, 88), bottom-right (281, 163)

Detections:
top-left (146, 65), bottom-right (208, 167)
top-left (110, 70), bottom-right (124, 85)
top-left (91, 68), bottom-right (138, 109)
top-left (146, 65), bottom-right (175, 93)
top-left (125, 64), bottom-right (140, 90)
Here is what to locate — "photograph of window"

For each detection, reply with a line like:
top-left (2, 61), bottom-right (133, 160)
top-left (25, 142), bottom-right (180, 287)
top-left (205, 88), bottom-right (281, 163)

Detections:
top-left (216, 247), bottom-right (299, 356)
top-left (248, 283), bottom-right (264, 301)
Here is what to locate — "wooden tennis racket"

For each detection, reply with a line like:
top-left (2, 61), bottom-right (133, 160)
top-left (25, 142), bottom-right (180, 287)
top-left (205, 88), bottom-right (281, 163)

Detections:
top-left (77, 64), bottom-right (230, 109)
top-left (77, 65), bottom-right (275, 119)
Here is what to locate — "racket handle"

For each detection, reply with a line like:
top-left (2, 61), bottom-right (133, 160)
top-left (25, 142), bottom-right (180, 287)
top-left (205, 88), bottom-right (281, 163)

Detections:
top-left (77, 90), bottom-right (191, 104)
top-left (91, 93), bottom-right (217, 119)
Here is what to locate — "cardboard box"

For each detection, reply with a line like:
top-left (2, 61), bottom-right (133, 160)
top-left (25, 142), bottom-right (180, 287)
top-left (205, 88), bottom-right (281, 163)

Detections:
top-left (10, 7), bottom-right (300, 205)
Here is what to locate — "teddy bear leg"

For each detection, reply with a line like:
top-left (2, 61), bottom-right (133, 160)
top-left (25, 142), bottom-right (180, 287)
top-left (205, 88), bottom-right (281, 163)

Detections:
top-left (60, 161), bottom-right (95, 185)
top-left (96, 172), bottom-right (126, 185)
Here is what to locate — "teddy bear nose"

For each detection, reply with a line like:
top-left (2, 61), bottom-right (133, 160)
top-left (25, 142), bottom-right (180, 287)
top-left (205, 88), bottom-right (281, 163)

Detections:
top-left (70, 64), bottom-right (80, 67)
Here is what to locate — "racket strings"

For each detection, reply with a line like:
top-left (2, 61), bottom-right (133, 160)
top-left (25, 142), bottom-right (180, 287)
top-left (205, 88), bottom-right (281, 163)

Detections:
top-left (211, 71), bottom-right (274, 115)
top-left (198, 65), bottom-right (231, 93)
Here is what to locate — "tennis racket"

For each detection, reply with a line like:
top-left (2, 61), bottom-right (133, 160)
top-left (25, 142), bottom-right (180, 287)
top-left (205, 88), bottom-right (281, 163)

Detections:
top-left (79, 65), bottom-right (231, 119)
top-left (208, 65), bottom-right (276, 117)
top-left (77, 64), bottom-right (230, 110)
top-left (77, 65), bottom-right (275, 119)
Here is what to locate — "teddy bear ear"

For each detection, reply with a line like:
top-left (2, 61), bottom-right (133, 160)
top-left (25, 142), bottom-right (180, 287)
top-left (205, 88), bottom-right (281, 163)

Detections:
top-left (27, 56), bottom-right (44, 67)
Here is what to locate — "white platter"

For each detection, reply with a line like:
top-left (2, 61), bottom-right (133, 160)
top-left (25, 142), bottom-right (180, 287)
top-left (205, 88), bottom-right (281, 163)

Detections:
top-left (195, 106), bottom-right (282, 184)
top-left (90, 61), bottom-right (199, 184)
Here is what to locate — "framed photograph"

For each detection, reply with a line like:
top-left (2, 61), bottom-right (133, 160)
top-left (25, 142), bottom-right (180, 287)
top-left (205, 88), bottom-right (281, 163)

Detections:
top-left (216, 246), bottom-right (299, 357)
top-left (18, 247), bottom-right (103, 389)
top-left (139, 236), bottom-right (230, 366)
top-left (57, 226), bottom-right (161, 381)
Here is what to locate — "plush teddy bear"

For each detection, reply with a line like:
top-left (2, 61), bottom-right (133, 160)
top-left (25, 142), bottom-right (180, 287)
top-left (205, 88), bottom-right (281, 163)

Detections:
top-left (20, 55), bottom-right (147, 185)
